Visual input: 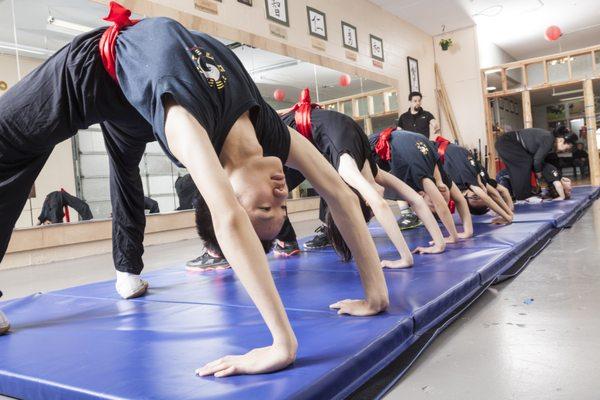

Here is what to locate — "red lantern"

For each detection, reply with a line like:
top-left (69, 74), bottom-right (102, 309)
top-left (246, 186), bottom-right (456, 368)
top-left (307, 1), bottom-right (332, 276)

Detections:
top-left (545, 25), bottom-right (562, 41)
top-left (273, 89), bottom-right (285, 101)
top-left (339, 74), bottom-right (352, 87)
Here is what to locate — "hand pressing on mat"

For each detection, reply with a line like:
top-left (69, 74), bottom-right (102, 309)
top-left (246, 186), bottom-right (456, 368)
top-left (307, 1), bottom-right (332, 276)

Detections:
top-left (457, 231), bottom-right (472, 239)
top-left (196, 343), bottom-right (297, 378)
top-left (491, 216), bottom-right (510, 225)
top-left (430, 236), bottom-right (457, 245)
top-left (412, 243), bottom-right (444, 254)
top-left (330, 298), bottom-right (388, 316)
top-left (381, 258), bottom-right (413, 269)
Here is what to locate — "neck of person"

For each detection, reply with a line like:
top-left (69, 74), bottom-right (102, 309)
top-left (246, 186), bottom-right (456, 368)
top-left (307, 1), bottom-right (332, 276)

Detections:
top-left (410, 107), bottom-right (419, 114)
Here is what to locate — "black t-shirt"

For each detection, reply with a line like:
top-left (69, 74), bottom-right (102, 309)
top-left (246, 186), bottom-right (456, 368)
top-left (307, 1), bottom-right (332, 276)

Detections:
top-left (397, 108), bottom-right (435, 138)
top-left (438, 143), bottom-right (478, 191)
top-left (115, 17), bottom-right (290, 167)
top-left (383, 130), bottom-right (449, 191)
top-left (281, 108), bottom-right (377, 174)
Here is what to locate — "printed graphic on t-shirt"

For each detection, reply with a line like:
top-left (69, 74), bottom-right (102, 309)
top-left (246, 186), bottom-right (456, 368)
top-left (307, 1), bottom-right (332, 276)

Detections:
top-left (416, 141), bottom-right (429, 155)
top-left (552, 169), bottom-right (559, 177)
top-left (190, 46), bottom-right (227, 90)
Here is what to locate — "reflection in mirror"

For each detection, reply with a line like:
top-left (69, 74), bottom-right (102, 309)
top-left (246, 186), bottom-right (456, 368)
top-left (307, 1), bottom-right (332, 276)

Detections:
top-left (2, 0), bottom-right (397, 225)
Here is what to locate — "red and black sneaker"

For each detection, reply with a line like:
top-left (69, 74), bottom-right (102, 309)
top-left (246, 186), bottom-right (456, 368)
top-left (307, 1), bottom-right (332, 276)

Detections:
top-left (273, 240), bottom-right (301, 258)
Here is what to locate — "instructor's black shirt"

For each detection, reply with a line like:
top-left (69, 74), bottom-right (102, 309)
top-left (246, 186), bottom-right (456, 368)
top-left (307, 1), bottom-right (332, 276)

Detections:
top-left (397, 108), bottom-right (435, 138)
top-left (115, 17), bottom-right (290, 167)
top-left (281, 108), bottom-right (377, 174)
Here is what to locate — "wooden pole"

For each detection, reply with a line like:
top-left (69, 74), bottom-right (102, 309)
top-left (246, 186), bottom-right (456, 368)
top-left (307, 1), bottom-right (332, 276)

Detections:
top-left (522, 90), bottom-right (533, 128)
top-left (481, 71), bottom-right (498, 176)
top-left (435, 63), bottom-right (464, 145)
top-left (583, 79), bottom-right (600, 186)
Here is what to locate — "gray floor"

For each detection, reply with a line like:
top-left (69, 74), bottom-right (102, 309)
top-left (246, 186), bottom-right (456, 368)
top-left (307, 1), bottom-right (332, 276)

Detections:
top-left (1, 205), bottom-right (599, 399)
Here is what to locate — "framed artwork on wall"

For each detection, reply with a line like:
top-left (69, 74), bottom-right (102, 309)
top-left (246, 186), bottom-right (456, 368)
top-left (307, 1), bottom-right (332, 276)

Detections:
top-left (265, 0), bottom-right (289, 26)
top-left (370, 34), bottom-right (384, 62)
top-left (306, 7), bottom-right (327, 40)
top-left (407, 56), bottom-right (420, 93)
top-left (341, 21), bottom-right (358, 51)
top-left (238, 0), bottom-right (252, 5)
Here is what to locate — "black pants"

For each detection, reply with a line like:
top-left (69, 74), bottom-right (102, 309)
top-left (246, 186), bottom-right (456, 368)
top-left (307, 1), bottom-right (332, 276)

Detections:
top-left (0, 50), bottom-right (153, 277)
top-left (495, 133), bottom-right (534, 200)
top-left (276, 167), bottom-right (328, 243)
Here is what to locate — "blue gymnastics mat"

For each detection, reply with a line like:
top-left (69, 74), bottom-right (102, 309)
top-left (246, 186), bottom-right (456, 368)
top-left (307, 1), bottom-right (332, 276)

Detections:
top-left (1, 186), bottom-right (598, 400)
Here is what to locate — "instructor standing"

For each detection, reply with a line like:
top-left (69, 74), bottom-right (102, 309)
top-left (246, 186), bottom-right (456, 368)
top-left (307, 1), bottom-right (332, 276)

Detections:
top-left (397, 91), bottom-right (436, 138)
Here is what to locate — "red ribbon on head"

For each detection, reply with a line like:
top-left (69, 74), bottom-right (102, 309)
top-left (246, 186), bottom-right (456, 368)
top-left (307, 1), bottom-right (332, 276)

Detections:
top-left (435, 135), bottom-right (451, 164)
top-left (99, 1), bottom-right (139, 81)
top-left (374, 126), bottom-right (395, 161)
top-left (292, 88), bottom-right (321, 141)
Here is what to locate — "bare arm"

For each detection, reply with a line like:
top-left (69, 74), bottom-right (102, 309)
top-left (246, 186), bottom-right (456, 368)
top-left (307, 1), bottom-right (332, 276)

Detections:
top-left (337, 155), bottom-right (413, 268)
top-left (470, 185), bottom-right (512, 223)
top-left (449, 183), bottom-right (474, 238)
top-left (286, 127), bottom-right (389, 314)
top-left (484, 181), bottom-right (513, 217)
top-left (423, 178), bottom-right (459, 243)
top-left (164, 102), bottom-right (295, 377)
top-left (375, 169), bottom-right (445, 254)
top-left (496, 183), bottom-right (514, 211)
top-left (553, 181), bottom-right (566, 200)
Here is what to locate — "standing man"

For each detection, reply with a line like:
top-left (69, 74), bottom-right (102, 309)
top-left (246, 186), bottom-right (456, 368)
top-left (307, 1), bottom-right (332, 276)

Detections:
top-left (393, 91), bottom-right (437, 228)
top-left (397, 91), bottom-right (436, 138)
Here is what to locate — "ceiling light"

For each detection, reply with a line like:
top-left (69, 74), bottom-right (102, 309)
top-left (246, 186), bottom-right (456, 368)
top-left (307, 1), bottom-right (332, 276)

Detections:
top-left (487, 86), bottom-right (497, 91)
top-left (552, 88), bottom-right (583, 96)
top-left (0, 41), bottom-right (54, 57)
top-left (47, 16), bottom-right (93, 36)
top-left (559, 96), bottom-right (584, 102)
top-left (485, 69), bottom-right (502, 74)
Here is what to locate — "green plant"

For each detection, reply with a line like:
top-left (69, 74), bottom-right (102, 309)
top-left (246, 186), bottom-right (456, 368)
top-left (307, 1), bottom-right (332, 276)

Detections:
top-left (439, 38), bottom-right (453, 51)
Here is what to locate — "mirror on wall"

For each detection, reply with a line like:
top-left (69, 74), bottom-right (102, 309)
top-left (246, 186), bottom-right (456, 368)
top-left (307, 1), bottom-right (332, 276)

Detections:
top-left (1, 0), bottom-right (397, 228)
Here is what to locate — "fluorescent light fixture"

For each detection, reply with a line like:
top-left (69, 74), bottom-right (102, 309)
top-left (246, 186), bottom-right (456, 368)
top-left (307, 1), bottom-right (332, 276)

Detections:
top-left (487, 86), bottom-right (497, 91)
top-left (559, 96), bottom-right (584, 102)
top-left (552, 88), bottom-right (583, 97)
top-left (248, 60), bottom-right (301, 76)
top-left (47, 16), bottom-right (93, 36)
top-left (0, 41), bottom-right (54, 57)
top-left (485, 69), bottom-right (502, 74)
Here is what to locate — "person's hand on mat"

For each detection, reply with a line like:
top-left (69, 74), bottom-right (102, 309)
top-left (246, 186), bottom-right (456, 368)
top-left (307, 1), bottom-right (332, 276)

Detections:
top-left (196, 344), bottom-right (296, 377)
top-left (491, 216), bottom-right (510, 225)
top-left (381, 258), bottom-right (413, 269)
top-left (431, 236), bottom-right (457, 245)
top-left (412, 244), bottom-right (444, 254)
top-left (329, 299), bottom-right (386, 316)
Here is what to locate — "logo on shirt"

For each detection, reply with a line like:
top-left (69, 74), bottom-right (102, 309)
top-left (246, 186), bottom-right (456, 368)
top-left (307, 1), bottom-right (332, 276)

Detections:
top-left (190, 46), bottom-right (227, 90)
top-left (552, 169), bottom-right (559, 177)
top-left (416, 141), bottom-right (429, 155)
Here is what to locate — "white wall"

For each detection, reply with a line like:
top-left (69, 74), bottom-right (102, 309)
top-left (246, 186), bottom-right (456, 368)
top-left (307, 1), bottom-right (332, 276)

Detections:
top-left (0, 53), bottom-right (77, 228)
top-left (133, 0), bottom-right (438, 115)
top-left (477, 25), bottom-right (516, 68)
top-left (433, 26), bottom-right (486, 149)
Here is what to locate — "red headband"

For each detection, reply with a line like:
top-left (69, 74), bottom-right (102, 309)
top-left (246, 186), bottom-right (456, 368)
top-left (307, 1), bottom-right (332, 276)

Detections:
top-left (99, 1), bottom-right (139, 81)
top-left (374, 127), bottom-right (395, 161)
top-left (291, 88), bottom-right (320, 141)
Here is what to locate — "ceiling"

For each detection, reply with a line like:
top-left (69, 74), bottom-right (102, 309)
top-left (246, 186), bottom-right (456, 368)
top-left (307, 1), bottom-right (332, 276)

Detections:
top-left (369, 0), bottom-right (600, 60)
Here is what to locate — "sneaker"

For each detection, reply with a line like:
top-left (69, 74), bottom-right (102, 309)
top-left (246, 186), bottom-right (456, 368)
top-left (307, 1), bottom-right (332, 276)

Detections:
top-left (0, 310), bottom-right (9, 335)
top-left (0, 291), bottom-right (9, 334)
top-left (273, 240), bottom-right (301, 257)
top-left (303, 226), bottom-right (331, 250)
top-left (115, 272), bottom-right (149, 300)
top-left (186, 251), bottom-right (230, 272)
top-left (397, 210), bottom-right (422, 230)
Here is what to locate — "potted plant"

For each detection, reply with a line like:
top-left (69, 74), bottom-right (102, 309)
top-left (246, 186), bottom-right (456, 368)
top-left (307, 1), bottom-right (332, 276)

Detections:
top-left (439, 38), bottom-right (453, 51)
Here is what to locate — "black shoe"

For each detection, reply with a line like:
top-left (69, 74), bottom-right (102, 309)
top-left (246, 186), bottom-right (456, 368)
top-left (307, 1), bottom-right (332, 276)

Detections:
top-left (397, 210), bottom-right (422, 230)
top-left (273, 240), bottom-right (301, 258)
top-left (186, 251), bottom-right (230, 271)
top-left (303, 226), bottom-right (331, 250)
